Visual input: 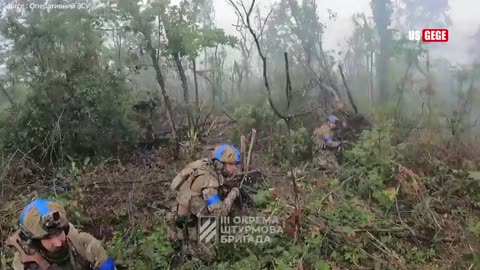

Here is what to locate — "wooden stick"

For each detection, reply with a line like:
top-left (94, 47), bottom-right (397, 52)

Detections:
top-left (290, 167), bottom-right (301, 242)
top-left (204, 116), bottom-right (219, 136)
top-left (240, 135), bottom-right (246, 172)
top-left (245, 129), bottom-right (256, 171)
top-left (338, 64), bottom-right (358, 114)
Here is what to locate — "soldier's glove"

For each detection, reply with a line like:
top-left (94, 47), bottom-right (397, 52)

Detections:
top-left (175, 216), bottom-right (188, 229)
top-left (227, 187), bottom-right (240, 200)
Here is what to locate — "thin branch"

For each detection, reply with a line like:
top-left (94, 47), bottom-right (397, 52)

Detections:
top-left (338, 64), bottom-right (358, 113)
top-left (242, 0), bottom-right (286, 119)
top-left (259, 8), bottom-right (274, 37)
top-left (246, 0), bottom-right (255, 18)
top-left (231, 0), bottom-right (324, 124)
top-left (0, 82), bottom-right (15, 107)
top-left (229, 0), bottom-right (246, 26)
top-left (288, 104), bottom-right (323, 118)
top-left (285, 52), bottom-right (292, 109)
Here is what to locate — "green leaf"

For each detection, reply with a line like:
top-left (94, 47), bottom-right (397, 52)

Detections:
top-left (382, 187), bottom-right (398, 202)
top-left (315, 260), bottom-right (330, 270)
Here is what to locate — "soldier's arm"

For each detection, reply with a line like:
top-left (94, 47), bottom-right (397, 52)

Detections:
top-left (11, 242), bottom-right (49, 270)
top-left (68, 227), bottom-right (116, 270)
top-left (80, 233), bottom-right (115, 270)
top-left (11, 252), bottom-right (48, 270)
top-left (314, 126), bottom-right (341, 148)
top-left (311, 128), bottom-right (324, 146)
top-left (323, 136), bottom-right (341, 148)
top-left (12, 252), bottom-right (31, 270)
top-left (196, 175), bottom-right (239, 216)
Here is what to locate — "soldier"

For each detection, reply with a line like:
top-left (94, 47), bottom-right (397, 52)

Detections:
top-left (169, 144), bottom-right (241, 260)
top-left (312, 114), bottom-right (344, 172)
top-left (6, 198), bottom-right (116, 270)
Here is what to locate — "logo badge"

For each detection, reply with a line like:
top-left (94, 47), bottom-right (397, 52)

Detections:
top-left (198, 216), bottom-right (218, 244)
top-left (422, 29), bottom-right (448, 42)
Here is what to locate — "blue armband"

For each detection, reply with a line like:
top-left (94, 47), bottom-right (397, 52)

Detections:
top-left (98, 257), bottom-right (115, 270)
top-left (206, 194), bottom-right (221, 206)
top-left (323, 137), bottom-right (333, 143)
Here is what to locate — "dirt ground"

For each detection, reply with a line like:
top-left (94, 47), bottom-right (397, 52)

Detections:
top-left (2, 120), bottom-right (477, 269)
top-left (0, 121), bottom-right (292, 244)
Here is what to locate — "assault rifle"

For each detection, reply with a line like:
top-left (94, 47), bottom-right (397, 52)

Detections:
top-left (223, 169), bottom-right (263, 208)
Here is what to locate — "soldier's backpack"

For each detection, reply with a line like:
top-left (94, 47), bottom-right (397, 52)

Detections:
top-left (170, 159), bottom-right (213, 192)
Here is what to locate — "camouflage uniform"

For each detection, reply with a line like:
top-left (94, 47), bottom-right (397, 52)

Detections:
top-left (7, 199), bottom-right (115, 270)
top-left (312, 123), bottom-right (341, 172)
top-left (170, 145), bottom-right (240, 261)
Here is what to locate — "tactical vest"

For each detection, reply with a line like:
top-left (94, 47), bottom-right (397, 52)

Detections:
top-left (170, 159), bottom-right (223, 215)
top-left (7, 223), bottom-right (98, 270)
top-left (171, 159), bottom-right (219, 193)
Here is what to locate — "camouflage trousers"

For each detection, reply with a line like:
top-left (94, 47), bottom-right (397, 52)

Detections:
top-left (167, 215), bottom-right (216, 262)
top-left (313, 149), bottom-right (339, 172)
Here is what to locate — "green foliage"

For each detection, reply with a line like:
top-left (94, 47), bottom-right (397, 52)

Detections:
top-left (163, 1), bottom-right (237, 58)
top-left (109, 224), bottom-right (175, 270)
top-left (406, 247), bottom-right (436, 266)
top-left (342, 117), bottom-right (398, 206)
top-left (252, 189), bottom-right (273, 208)
top-left (467, 219), bottom-right (480, 237)
top-left (272, 127), bottom-right (312, 167)
top-left (0, 1), bottom-right (479, 270)
top-left (231, 100), bottom-right (276, 140)
top-left (0, 8), bottom-right (139, 162)
top-left (0, 71), bottom-right (138, 161)
top-left (322, 201), bottom-right (375, 229)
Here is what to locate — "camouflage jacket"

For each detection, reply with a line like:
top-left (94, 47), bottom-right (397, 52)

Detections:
top-left (9, 224), bottom-right (113, 270)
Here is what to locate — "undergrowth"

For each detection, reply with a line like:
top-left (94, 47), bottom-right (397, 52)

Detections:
top-left (1, 113), bottom-right (480, 270)
top-left (77, 117), bottom-right (478, 269)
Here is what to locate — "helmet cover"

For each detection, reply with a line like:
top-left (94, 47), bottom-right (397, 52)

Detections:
top-left (212, 144), bottom-right (241, 164)
top-left (19, 198), bottom-right (68, 239)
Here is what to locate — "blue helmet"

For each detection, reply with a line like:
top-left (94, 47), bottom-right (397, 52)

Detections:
top-left (212, 144), bottom-right (241, 164)
top-left (327, 114), bottom-right (339, 123)
top-left (19, 198), bottom-right (68, 239)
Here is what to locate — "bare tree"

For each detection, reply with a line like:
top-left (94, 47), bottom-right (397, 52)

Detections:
top-left (227, 0), bottom-right (321, 130)
top-left (228, 0), bottom-right (327, 240)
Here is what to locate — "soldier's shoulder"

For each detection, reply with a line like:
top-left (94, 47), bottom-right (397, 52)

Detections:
top-left (66, 223), bottom-right (107, 263)
top-left (186, 159), bottom-right (211, 171)
top-left (193, 171), bottom-right (220, 189)
top-left (175, 159), bottom-right (210, 180)
top-left (194, 171), bottom-right (218, 182)
top-left (66, 223), bottom-right (99, 245)
top-left (313, 124), bottom-right (330, 135)
top-left (11, 251), bottom-right (25, 270)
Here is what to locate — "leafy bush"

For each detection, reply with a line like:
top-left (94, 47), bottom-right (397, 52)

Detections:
top-left (232, 100), bottom-right (276, 139)
top-left (0, 71), bottom-right (139, 163)
top-left (109, 224), bottom-right (175, 270)
top-left (341, 118), bottom-right (398, 207)
top-left (271, 127), bottom-right (312, 167)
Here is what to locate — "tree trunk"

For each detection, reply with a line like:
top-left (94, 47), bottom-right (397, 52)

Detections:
top-left (192, 58), bottom-right (200, 128)
top-left (372, 0), bottom-right (392, 104)
top-left (0, 83), bottom-right (15, 107)
top-left (368, 51), bottom-right (374, 109)
top-left (192, 59), bottom-right (199, 108)
top-left (146, 39), bottom-right (178, 154)
top-left (173, 53), bottom-right (193, 129)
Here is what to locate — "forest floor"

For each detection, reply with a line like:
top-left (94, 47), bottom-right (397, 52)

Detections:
top-left (1, 115), bottom-right (480, 269)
